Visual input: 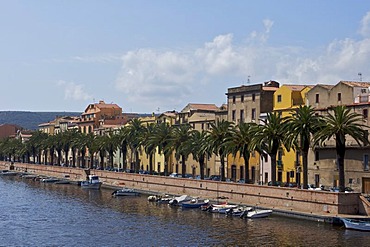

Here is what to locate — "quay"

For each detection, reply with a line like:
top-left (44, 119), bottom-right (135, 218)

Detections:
top-left (2, 161), bottom-right (370, 223)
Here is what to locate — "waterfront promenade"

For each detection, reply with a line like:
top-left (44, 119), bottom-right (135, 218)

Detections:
top-left (2, 161), bottom-right (370, 222)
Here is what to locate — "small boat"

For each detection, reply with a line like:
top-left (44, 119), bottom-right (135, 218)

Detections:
top-left (341, 218), bottom-right (370, 231)
top-left (54, 180), bottom-right (71, 184)
top-left (204, 203), bottom-right (238, 213)
top-left (242, 208), bottom-right (273, 219)
top-left (168, 195), bottom-right (192, 206)
top-left (112, 188), bottom-right (140, 197)
top-left (0, 170), bottom-right (19, 176)
top-left (225, 206), bottom-right (253, 217)
top-left (181, 199), bottom-right (210, 209)
top-left (80, 175), bottom-right (102, 190)
top-left (21, 174), bottom-right (37, 179)
top-left (41, 177), bottom-right (60, 183)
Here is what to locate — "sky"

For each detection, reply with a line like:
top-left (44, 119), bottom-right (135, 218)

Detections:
top-left (1, 1), bottom-right (370, 114)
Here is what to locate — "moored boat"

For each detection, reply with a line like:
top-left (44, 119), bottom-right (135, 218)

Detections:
top-left (242, 208), bottom-right (273, 219)
top-left (168, 195), bottom-right (192, 206)
top-left (112, 188), bottom-right (140, 197)
top-left (41, 177), bottom-right (60, 183)
top-left (341, 218), bottom-right (370, 231)
top-left (80, 175), bottom-right (102, 190)
top-left (181, 199), bottom-right (209, 209)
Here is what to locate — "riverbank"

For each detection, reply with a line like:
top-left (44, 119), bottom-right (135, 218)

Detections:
top-left (2, 161), bottom-right (369, 223)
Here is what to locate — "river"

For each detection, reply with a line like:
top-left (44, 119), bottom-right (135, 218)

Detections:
top-left (0, 175), bottom-right (369, 247)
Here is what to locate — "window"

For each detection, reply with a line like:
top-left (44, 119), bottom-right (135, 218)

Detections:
top-left (277, 95), bottom-right (282, 102)
top-left (361, 88), bottom-right (367, 93)
top-left (232, 96), bottom-right (236, 104)
top-left (337, 93), bottom-right (342, 101)
top-left (241, 95), bottom-right (244, 103)
top-left (201, 123), bottom-right (204, 130)
top-left (314, 150), bottom-right (320, 161)
top-left (363, 109), bottom-right (368, 118)
top-left (251, 108), bottom-right (256, 120)
top-left (252, 93), bottom-right (256, 102)
top-left (232, 110), bottom-right (236, 121)
top-left (240, 109), bottom-right (244, 123)
top-left (364, 154), bottom-right (369, 171)
top-left (315, 93), bottom-right (319, 103)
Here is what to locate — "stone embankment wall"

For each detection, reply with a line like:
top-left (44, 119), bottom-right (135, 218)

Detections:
top-left (1, 161), bottom-right (365, 216)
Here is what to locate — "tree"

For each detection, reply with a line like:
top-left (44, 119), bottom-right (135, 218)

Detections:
top-left (148, 122), bottom-right (173, 176)
top-left (207, 120), bottom-right (233, 181)
top-left (117, 127), bottom-right (129, 171)
top-left (126, 119), bottom-right (145, 173)
top-left (250, 112), bottom-right (288, 185)
top-left (188, 130), bottom-right (209, 179)
top-left (27, 131), bottom-right (48, 164)
top-left (224, 122), bottom-right (256, 183)
top-left (170, 124), bottom-right (193, 177)
top-left (314, 105), bottom-right (369, 192)
top-left (285, 105), bottom-right (322, 189)
top-left (141, 123), bottom-right (156, 174)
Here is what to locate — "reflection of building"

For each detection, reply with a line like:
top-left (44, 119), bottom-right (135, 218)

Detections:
top-left (306, 81), bottom-right (370, 193)
top-left (78, 100), bottom-right (125, 134)
top-left (226, 81), bottom-right (279, 183)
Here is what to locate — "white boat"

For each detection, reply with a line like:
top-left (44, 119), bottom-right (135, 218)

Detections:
top-left (243, 209), bottom-right (273, 219)
top-left (112, 188), bottom-right (140, 197)
top-left (225, 206), bottom-right (253, 217)
top-left (80, 175), bottom-right (102, 190)
top-left (41, 177), bottom-right (60, 183)
top-left (168, 195), bottom-right (192, 206)
top-left (0, 170), bottom-right (18, 176)
top-left (341, 218), bottom-right (370, 231)
top-left (205, 203), bottom-right (238, 213)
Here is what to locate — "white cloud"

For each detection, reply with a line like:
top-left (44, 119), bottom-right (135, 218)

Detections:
top-left (115, 14), bottom-right (370, 112)
top-left (57, 80), bottom-right (92, 101)
top-left (359, 11), bottom-right (370, 37)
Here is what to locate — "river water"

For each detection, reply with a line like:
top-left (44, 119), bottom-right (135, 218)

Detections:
top-left (0, 175), bottom-right (369, 247)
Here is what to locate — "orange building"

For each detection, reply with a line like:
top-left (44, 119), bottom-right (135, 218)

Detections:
top-left (78, 100), bottom-right (125, 134)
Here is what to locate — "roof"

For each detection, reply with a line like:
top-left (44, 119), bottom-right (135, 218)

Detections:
top-left (187, 103), bottom-right (220, 111)
top-left (282, 84), bottom-right (309, 91)
top-left (341, 81), bottom-right (370, 87)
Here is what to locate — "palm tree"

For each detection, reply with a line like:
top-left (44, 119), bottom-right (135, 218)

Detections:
top-left (27, 131), bottom-right (48, 164)
top-left (117, 127), bottom-right (129, 171)
top-left (314, 105), bottom-right (369, 192)
top-left (126, 119), bottom-right (144, 173)
top-left (141, 123), bottom-right (156, 174)
top-left (224, 122), bottom-right (256, 183)
top-left (250, 112), bottom-right (288, 185)
top-left (188, 130), bottom-right (209, 179)
top-left (148, 122), bottom-right (173, 176)
top-left (170, 124), bottom-right (193, 178)
top-left (285, 105), bottom-right (322, 189)
top-left (207, 120), bottom-right (233, 181)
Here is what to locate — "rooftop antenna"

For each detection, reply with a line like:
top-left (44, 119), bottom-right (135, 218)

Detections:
top-left (247, 75), bottom-right (251, 84)
top-left (358, 72), bottom-right (362, 82)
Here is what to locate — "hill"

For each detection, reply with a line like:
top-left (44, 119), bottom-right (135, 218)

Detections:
top-left (0, 111), bottom-right (81, 130)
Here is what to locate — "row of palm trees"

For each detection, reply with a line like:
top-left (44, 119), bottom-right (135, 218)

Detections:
top-left (0, 105), bottom-right (367, 192)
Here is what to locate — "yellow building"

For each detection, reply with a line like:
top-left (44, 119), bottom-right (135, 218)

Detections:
top-left (273, 84), bottom-right (312, 184)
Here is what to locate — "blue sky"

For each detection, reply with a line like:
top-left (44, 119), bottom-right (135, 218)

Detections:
top-left (1, 1), bottom-right (370, 113)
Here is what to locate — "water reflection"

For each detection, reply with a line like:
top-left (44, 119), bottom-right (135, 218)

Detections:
top-left (1, 176), bottom-right (369, 246)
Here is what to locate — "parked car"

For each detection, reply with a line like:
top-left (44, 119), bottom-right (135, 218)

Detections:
top-left (330, 187), bottom-right (354, 193)
top-left (267, 181), bottom-right (283, 187)
top-left (169, 172), bottom-right (179, 177)
top-left (308, 184), bottom-right (321, 190)
top-left (205, 175), bottom-right (221, 181)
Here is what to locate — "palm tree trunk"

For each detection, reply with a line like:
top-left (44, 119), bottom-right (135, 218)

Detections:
top-left (149, 153), bottom-right (153, 175)
top-left (243, 152), bottom-right (250, 183)
top-left (199, 155), bottom-right (205, 179)
top-left (134, 150), bottom-right (140, 173)
top-left (220, 155), bottom-right (225, 181)
top-left (181, 155), bottom-right (186, 178)
top-left (270, 152), bottom-right (277, 184)
top-left (337, 140), bottom-right (346, 192)
top-left (302, 149), bottom-right (308, 189)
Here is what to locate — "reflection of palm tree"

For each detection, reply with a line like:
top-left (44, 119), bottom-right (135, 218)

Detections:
top-left (207, 120), bottom-right (233, 181)
top-left (251, 112), bottom-right (288, 185)
top-left (224, 122), bottom-right (256, 183)
top-left (286, 106), bottom-right (321, 189)
top-left (314, 105), bottom-right (368, 192)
